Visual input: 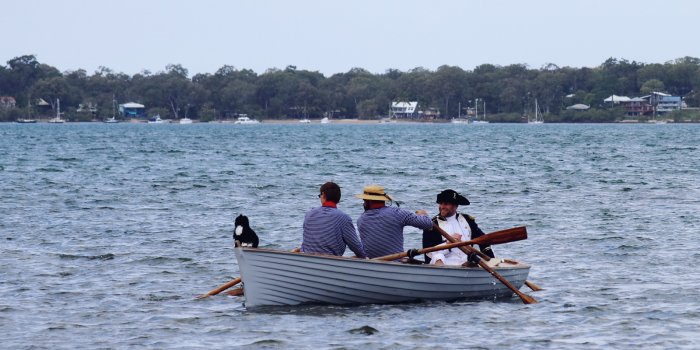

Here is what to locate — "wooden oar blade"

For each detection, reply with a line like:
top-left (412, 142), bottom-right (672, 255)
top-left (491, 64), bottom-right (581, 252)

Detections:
top-left (524, 280), bottom-right (543, 291)
top-left (471, 226), bottom-right (527, 246)
top-left (196, 277), bottom-right (242, 299)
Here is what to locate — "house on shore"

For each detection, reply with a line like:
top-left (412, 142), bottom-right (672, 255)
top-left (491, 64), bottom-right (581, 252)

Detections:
top-left (648, 92), bottom-right (683, 114)
top-left (604, 92), bottom-right (684, 116)
top-left (119, 102), bottom-right (146, 118)
top-left (390, 101), bottom-right (419, 118)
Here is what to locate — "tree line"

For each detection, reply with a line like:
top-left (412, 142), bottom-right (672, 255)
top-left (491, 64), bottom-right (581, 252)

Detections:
top-left (1, 54), bottom-right (700, 122)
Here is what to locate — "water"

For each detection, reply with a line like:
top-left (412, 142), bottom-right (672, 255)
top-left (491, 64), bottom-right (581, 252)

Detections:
top-left (1, 123), bottom-right (699, 349)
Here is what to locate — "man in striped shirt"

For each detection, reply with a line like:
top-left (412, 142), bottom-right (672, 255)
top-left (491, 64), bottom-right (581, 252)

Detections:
top-left (301, 182), bottom-right (367, 258)
top-left (355, 184), bottom-right (433, 259)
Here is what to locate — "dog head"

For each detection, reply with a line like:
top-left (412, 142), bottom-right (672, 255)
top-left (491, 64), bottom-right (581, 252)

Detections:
top-left (233, 214), bottom-right (250, 234)
top-left (233, 214), bottom-right (259, 248)
top-left (234, 214), bottom-right (249, 237)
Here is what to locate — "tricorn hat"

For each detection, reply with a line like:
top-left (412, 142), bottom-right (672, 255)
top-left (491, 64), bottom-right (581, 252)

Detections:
top-left (436, 189), bottom-right (470, 205)
top-left (355, 184), bottom-right (394, 202)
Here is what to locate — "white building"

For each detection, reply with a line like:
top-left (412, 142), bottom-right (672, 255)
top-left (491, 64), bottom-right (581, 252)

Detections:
top-left (390, 101), bottom-right (419, 118)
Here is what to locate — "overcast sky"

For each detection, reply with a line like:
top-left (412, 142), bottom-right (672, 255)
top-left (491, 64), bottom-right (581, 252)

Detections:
top-left (2, 0), bottom-right (699, 77)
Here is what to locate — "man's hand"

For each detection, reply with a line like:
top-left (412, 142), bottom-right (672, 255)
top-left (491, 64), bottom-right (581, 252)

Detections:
top-left (415, 209), bottom-right (428, 216)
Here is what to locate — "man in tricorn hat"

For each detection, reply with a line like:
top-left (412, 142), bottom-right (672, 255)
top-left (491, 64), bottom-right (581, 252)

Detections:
top-left (355, 184), bottom-right (433, 259)
top-left (422, 189), bottom-right (495, 264)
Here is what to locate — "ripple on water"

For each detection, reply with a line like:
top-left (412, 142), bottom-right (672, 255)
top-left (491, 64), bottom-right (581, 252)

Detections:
top-left (2, 123), bottom-right (700, 349)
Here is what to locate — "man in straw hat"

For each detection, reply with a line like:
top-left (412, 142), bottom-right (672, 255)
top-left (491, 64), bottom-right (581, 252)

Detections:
top-left (301, 182), bottom-right (367, 258)
top-left (355, 184), bottom-right (433, 259)
top-left (422, 189), bottom-right (495, 264)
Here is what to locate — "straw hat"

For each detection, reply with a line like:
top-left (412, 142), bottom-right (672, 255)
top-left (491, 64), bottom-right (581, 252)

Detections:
top-left (355, 184), bottom-right (394, 202)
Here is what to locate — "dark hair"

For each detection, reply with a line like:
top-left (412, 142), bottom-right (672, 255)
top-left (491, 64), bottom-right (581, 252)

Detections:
top-left (320, 182), bottom-right (341, 203)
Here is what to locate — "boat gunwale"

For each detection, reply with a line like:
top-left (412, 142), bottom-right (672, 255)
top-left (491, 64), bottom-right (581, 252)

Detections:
top-left (238, 247), bottom-right (530, 271)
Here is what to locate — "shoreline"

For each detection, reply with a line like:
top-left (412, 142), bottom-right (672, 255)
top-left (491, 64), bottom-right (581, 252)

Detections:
top-left (4, 118), bottom-right (700, 124)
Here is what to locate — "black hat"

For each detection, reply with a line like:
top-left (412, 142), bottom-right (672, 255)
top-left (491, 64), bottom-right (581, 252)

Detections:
top-left (436, 189), bottom-right (470, 206)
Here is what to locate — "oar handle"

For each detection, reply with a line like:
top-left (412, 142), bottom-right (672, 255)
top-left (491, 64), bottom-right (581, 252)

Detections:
top-left (375, 239), bottom-right (481, 261)
top-left (373, 226), bottom-right (527, 261)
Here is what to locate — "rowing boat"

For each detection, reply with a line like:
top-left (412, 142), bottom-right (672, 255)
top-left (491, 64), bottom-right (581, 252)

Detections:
top-left (234, 247), bottom-right (530, 308)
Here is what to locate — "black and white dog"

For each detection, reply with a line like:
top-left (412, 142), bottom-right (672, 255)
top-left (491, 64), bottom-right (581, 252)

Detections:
top-left (234, 214), bottom-right (259, 248)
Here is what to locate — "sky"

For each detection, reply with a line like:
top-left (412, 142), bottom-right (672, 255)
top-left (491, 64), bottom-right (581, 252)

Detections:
top-left (2, 0), bottom-right (699, 77)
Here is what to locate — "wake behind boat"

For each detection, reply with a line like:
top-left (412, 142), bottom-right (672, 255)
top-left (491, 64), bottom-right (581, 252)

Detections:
top-left (234, 247), bottom-right (530, 308)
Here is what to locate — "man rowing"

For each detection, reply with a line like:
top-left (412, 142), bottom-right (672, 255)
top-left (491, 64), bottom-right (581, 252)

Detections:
top-left (422, 189), bottom-right (495, 264)
top-left (355, 184), bottom-right (433, 259)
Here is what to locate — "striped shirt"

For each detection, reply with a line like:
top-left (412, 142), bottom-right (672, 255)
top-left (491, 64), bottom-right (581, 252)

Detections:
top-left (301, 206), bottom-right (367, 258)
top-left (357, 206), bottom-right (434, 259)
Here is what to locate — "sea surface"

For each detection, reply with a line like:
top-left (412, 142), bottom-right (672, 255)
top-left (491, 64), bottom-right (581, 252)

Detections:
top-left (1, 122), bottom-right (699, 349)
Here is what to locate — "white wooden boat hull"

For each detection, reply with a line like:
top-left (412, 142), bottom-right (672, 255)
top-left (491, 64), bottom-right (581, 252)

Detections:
top-left (234, 247), bottom-right (530, 308)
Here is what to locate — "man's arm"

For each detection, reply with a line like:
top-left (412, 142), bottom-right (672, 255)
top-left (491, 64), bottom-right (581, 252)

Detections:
top-left (401, 209), bottom-right (434, 230)
top-left (341, 218), bottom-right (367, 258)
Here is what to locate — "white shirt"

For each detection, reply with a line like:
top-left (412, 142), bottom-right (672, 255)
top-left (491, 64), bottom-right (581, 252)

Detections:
top-left (427, 214), bottom-right (472, 265)
top-left (443, 213), bottom-right (471, 240)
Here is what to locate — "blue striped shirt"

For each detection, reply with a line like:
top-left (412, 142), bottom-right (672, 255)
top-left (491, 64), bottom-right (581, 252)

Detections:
top-left (357, 206), bottom-right (434, 259)
top-left (301, 206), bottom-right (367, 258)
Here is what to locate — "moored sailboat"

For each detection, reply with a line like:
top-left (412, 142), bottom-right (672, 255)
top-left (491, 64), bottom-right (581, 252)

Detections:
top-left (528, 99), bottom-right (544, 124)
top-left (47, 98), bottom-right (66, 123)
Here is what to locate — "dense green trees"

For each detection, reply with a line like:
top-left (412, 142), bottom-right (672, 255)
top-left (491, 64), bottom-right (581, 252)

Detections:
top-left (1, 54), bottom-right (700, 122)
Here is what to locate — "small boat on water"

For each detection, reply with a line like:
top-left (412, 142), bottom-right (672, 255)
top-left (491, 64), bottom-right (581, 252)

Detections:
top-left (234, 116), bottom-right (260, 124)
top-left (16, 118), bottom-right (37, 123)
top-left (299, 118), bottom-right (311, 123)
top-left (147, 115), bottom-right (167, 124)
top-left (234, 247), bottom-right (530, 308)
top-left (179, 117), bottom-right (193, 124)
top-left (320, 117), bottom-right (330, 124)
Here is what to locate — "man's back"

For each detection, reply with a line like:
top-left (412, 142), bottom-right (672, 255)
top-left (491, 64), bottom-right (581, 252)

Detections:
top-left (358, 206), bottom-right (432, 258)
top-left (302, 206), bottom-right (366, 257)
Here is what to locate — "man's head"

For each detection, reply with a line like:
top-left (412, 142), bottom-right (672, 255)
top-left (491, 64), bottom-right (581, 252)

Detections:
top-left (436, 189), bottom-right (469, 217)
top-left (355, 184), bottom-right (393, 210)
top-left (319, 182), bottom-right (341, 203)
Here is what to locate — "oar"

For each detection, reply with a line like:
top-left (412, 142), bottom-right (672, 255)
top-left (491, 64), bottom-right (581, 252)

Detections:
top-left (226, 288), bottom-right (244, 297)
top-left (374, 226), bottom-right (527, 261)
top-left (196, 277), bottom-right (241, 299)
top-left (467, 246), bottom-right (543, 292)
top-left (524, 280), bottom-right (543, 291)
top-left (434, 226), bottom-right (542, 292)
top-left (433, 225), bottom-right (537, 304)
